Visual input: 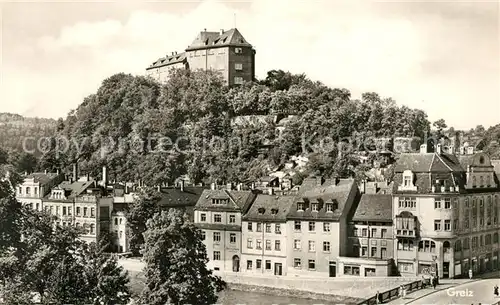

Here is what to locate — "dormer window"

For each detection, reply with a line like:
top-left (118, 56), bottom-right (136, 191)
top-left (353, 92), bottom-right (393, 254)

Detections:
top-left (311, 203), bottom-right (319, 212)
top-left (235, 47), bottom-right (243, 54)
top-left (271, 208), bottom-right (278, 215)
top-left (297, 203), bottom-right (305, 211)
top-left (212, 199), bottom-right (228, 205)
top-left (332, 201), bottom-right (338, 211)
top-left (399, 170), bottom-right (417, 191)
top-left (326, 203), bottom-right (333, 213)
top-left (258, 208), bottom-right (265, 215)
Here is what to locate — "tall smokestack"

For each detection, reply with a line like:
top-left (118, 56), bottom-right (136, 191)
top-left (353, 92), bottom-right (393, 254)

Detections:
top-left (102, 166), bottom-right (108, 187)
top-left (73, 163), bottom-right (78, 182)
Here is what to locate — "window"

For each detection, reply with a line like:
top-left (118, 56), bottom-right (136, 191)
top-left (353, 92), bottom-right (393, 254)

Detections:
top-left (256, 259), bottom-right (262, 269)
top-left (36, 202), bottom-right (40, 210)
top-left (323, 222), bottom-right (331, 232)
top-left (444, 198), bottom-right (451, 209)
top-left (398, 262), bottom-right (414, 273)
top-left (56, 206), bottom-right (60, 215)
top-left (297, 203), bottom-right (305, 211)
top-left (247, 222), bottom-right (252, 231)
top-left (453, 219), bottom-right (458, 230)
top-left (381, 229), bottom-right (387, 238)
top-left (381, 247), bottom-right (387, 258)
top-left (344, 265), bottom-right (360, 275)
top-left (403, 172), bottom-right (412, 187)
top-left (275, 224), bottom-right (281, 234)
top-left (326, 203), bottom-right (333, 212)
top-left (418, 240), bottom-right (436, 252)
top-left (265, 240), bottom-right (271, 250)
top-left (201, 231), bottom-right (206, 240)
top-left (434, 220), bottom-right (441, 231)
top-left (91, 208), bottom-right (95, 217)
top-left (294, 258), bottom-right (301, 268)
top-left (114, 218), bottom-right (118, 225)
top-left (119, 218), bottom-right (122, 224)
top-left (200, 213), bottom-right (207, 222)
top-left (235, 63), bottom-right (243, 70)
top-left (213, 251), bottom-right (221, 260)
top-left (235, 47), bottom-right (243, 54)
top-left (256, 239), bottom-right (262, 250)
top-left (399, 197), bottom-right (417, 209)
top-left (265, 260), bottom-right (271, 270)
top-left (309, 222), bottom-right (315, 231)
top-left (265, 223), bottom-right (271, 233)
top-left (34, 187), bottom-right (38, 195)
top-left (62, 207), bottom-right (67, 216)
top-left (275, 240), bottom-right (281, 251)
top-left (294, 221), bottom-right (301, 231)
top-left (371, 247), bottom-right (377, 257)
top-left (323, 241), bottom-right (330, 252)
top-left (213, 214), bottom-right (222, 223)
top-left (229, 215), bottom-right (236, 223)
top-left (247, 238), bottom-right (253, 248)
top-left (308, 241), bottom-right (315, 252)
top-left (247, 260), bottom-right (252, 270)
top-left (308, 260), bottom-right (316, 270)
top-left (68, 207), bottom-right (72, 215)
top-left (444, 220), bottom-right (451, 231)
top-left (230, 233), bottom-right (236, 243)
top-left (294, 239), bottom-right (301, 250)
top-left (213, 232), bottom-right (221, 242)
top-left (311, 203), bottom-right (319, 211)
top-left (257, 223), bottom-right (262, 232)
top-left (76, 207), bottom-right (81, 216)
top-left (362, 246), bottom-right (368, 257)
top-left (371, 228), bottom-right (377, 238)
top-left (397, 238), bottom-right (414, 251)
top-left (234, 77), bottom-right (244, 85)
top-left (26, 187), bottom-right (30, 195)
top-left (434, 198), bottom-right (442, 209)
top-left (90, 224), bottom-right (95, 234)
top-left (362, 228), bottom-right (368, 237)
top-left (83, 207), bottom-right (88, 217)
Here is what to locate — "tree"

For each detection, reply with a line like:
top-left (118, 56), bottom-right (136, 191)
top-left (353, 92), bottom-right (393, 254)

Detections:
top-left (432, 119), bottom-right (448, 143)
top-left (15, 152), bottom-right (38, 174)
top-left (140, 209), bottom-right (225, 305)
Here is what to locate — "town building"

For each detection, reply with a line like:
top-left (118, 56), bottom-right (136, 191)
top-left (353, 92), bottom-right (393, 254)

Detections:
top-left (285, 177), bottom-right (359, 277)
top-left (157, 181), bottom-right (206, 222)
top-left (392, 144), bottom-right (500, 279)
top-left (146, 28), bottom-right (255, 86)
top-left (342, 194), bottom-right (394, 277)
top-left (194, 185), bottom-right (257, 271)
top-left (241, 192), bottom-right (295, 276)
top-left (15, 171), bottom-right (65, 210)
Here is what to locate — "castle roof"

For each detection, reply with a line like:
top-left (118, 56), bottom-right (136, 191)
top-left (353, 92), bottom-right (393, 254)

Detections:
top-left (185, 28), bottom-right (252, 51)
top-left (147, 52), bottom-right (187, 70)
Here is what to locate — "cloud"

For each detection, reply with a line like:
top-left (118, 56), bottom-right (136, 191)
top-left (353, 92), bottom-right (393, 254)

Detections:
top-left (1, 0), bottom-right (498, 130)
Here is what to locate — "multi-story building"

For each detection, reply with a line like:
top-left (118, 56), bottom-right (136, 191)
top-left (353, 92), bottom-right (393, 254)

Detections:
top-left (146, 28), bottom-right (256, 86)
top-left (16, 171), bottom-right (64, 210)
top-left (286, 177), bottom-right (359, 277)
top-left (194, 186), bottom-right (256, 271)
top-left (342, 194), bottom-right (394, 277)
top-left (392, 144), bottom-right (500, 278)
top-left (241, 192), bottom-right (295, 276)
top-left (157, 181), bottom-right (206, 222)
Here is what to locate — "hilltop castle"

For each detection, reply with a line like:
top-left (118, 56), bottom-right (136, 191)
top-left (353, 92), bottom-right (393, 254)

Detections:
top-left (146, 28), bottom-right (256, 86)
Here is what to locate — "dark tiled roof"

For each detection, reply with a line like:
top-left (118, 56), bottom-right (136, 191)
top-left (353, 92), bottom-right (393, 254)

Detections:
top-left (186, 28), bottom-right (252, 51)
top-left (287, 179), bottom-right (356, 221)
top-left (58, 180), bottom-right (96, 198)
top-left (147, 52), bottom-right (187, 69)
top-left (157, 186), bottom-right (205, 208)
top-left (195, 189), bottom-right (256, 213)
top-left (352, 194), bottom-right (392, 222)
top-left (25, 172), bottom-right (59, 185)
top-left (242, 194), bottom-right (296, 222)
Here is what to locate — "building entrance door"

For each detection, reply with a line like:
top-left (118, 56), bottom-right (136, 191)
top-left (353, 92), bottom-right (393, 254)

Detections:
top-left (443, 262), bottom-right (449, 278)
top-left (232, 255), bottom-right (240, 272)
top-left (329, 261), bottom-right (336, 277)
top-left (274, 263), bottom-right (282, 276)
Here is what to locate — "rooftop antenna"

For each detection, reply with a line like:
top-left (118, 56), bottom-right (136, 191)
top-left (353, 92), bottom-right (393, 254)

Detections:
top-left (234, 12), bottom-right (237, 28)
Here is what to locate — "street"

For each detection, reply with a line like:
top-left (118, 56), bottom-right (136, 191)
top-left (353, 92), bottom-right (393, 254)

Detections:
top-left (404, 278), bottom-right (500, 304)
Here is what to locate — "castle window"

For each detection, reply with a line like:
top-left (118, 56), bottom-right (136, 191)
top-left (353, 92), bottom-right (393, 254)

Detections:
top-left (235, 63), bottom-right (243, 70)
top-left (234, 47), bottom-right (243, 54)
top-left (234, 77), bottom-right (244, 85)
top-left (311, 203), bottom-right (318, 212)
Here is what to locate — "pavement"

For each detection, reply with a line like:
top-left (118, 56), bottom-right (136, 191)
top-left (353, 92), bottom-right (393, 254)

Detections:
top-left (387, 272), bottom-right (500, 305)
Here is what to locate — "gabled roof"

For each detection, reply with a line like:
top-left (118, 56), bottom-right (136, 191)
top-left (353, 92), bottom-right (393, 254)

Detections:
top-left (186, 28), bottom-right (252, 51)
top-left (58, 180), bottom-right (96, 198)
top-left (157, 187), bottom-right (205, 207)
top-left (25, 172), bottom-right (59, 185)
top-left (243, 194), bottom-right (296, 222)
top-left (195, 189), bottom-right (256, 212)
top-left (394, 153), bottom-right (463, 173)
top-left (352, 194), bottom-right (392, 222)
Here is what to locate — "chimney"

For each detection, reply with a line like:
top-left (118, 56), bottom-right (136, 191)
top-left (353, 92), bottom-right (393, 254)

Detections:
top-left (360, 180), bottom-right (366, 194)
top-left (420, 144), bottom-right (428, 153)
top-left (73, 163), bottom-right (78, 182)
top-left (175, 51), bottom-right (177, 55)
top-left (236, 183), bottom-right (242, 191)
top-left (125, 185), bottom-right (129, 194)
top-left (268, 187), bottom-right (274, 195)
top-left (467, 146), bottom-right (474, 155)
top-left (87, 173), bottom-right (90, 181)
top-left (102, 166), bottom-right (108, 186)
top-left (56, 169), bottom-right (59, 175)
top-left (220, 29), bottom-right (224, 34)
top-left (251, 182), bottom-right (255, 190)
top-left (436, 144), bottom-right (442, 154)
top-left (180, 180), bottom-right (185, 192)
top-left (157, 185), bottom-right (161, 192)
top-left (171, 52), bottom-right (174, 56)
top-left (24, 171), bottom-right (28, 176)
top-left (211, 183), bottom-right (216, 190)
top-left (316, 176), bottom-right (324, 186)
top-left (226, 183), bottom-right (233, 190)
top-left (204, 28), bottom-right (207, 32)
top-left (44, 169), bottom-right (47, 174)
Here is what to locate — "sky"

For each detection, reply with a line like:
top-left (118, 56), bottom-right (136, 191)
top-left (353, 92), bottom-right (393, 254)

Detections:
top-left (0, 0), bottom-right (498, 130)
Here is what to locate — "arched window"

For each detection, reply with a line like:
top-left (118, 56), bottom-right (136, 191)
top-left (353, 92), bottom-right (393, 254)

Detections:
top-left (26, 187), bottom-right (30, 195)
top-left (418, 240), bottom-right (436, 253)
top-left (479, 176), bottom-right (484, 186)
top-left (454, 240), bottom-right (462, 252)
top-left (472, 176), bottom-right (477, 187)
top-left (443, 241), bottom-right (451, 253)
top-left (90, 224), bottom-right (95, 234)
